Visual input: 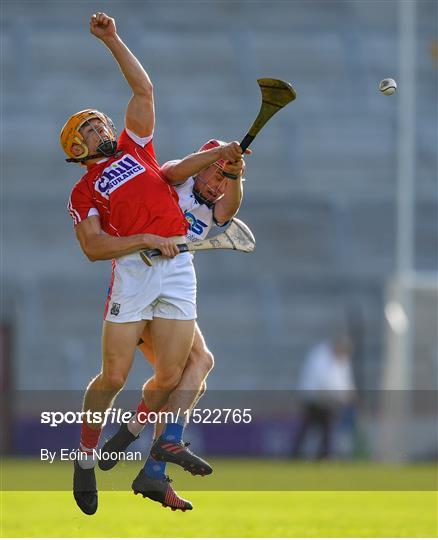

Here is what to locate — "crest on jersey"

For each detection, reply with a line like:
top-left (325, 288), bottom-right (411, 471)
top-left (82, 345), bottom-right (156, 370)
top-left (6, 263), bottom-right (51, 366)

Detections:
top-left (110, 302), bottom-right (121, 316)
top-left (95, 154), bottom-right (145, 199)
top-left (184, 211), bottom-right (208, 237)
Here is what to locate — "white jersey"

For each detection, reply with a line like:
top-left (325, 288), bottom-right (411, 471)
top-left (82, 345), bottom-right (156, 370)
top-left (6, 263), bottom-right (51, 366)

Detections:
top-left (174, 177), bottom-right (220, 242)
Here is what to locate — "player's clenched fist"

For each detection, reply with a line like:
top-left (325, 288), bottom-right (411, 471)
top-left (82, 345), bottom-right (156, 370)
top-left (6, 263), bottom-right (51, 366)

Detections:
top-left (90, 12), bottom-right (117, 40)
top-left (144, 234), bottom-right (180, 258)
top-left (218, 141), bottom-right (251, 163)
top-left (223, 157), bottom-right (246, 178)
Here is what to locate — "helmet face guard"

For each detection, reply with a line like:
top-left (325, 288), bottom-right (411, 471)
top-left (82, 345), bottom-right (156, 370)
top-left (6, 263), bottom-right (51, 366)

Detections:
top-left (193, 163), bottom-right (228, 207)
top-left (60, 109), bottom-right (118, 163)
top-left (193, 139), bottom-right (228, 207)
top-left (96, 139), bottom-right (117, 155)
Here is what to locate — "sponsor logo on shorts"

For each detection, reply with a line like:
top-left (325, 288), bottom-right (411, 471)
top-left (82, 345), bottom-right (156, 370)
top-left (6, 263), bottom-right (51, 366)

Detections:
top-left (110, 302), bottom-right (121, 316)
top-left (184, 211), bottom-right (207, 237)
top-left (95, 154), bottom-right (145, 199)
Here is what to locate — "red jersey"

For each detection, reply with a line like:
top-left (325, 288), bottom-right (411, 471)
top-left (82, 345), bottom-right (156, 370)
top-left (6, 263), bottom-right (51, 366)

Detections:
top-left (68, 130), bottom-right (188, 237)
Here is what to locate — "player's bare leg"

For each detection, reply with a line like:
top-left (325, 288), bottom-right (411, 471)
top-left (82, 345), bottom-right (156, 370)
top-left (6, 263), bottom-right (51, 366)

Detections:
top-left (99, 323), bottom-right (213, 470)
top-left (129, 317), bottom-right (195, 511)
top-left (155, 325), bottom-right (214, 436)
top-left (74, 320), bottom-right (146, 515)
top-left (141, 317), bottom-right (195, 409)
top-left (136, 325), bottom-right (214, 476)
top-left (130, 356), bottom-right (208, 513)
top-left (138, 323), bottom-right (213, 434)
top-left (99, 323), bottom-right (212, 510)
top-left (99, 318), bottom-right (194, 465)
top-left (82, 321), bottom-right (147, 428)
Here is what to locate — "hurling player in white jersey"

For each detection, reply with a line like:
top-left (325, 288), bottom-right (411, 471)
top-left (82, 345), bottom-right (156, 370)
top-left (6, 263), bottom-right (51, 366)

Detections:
top-left (98, 139), bottom-right (249, 508)
top-left (170, 139), bottom-right (245, 242)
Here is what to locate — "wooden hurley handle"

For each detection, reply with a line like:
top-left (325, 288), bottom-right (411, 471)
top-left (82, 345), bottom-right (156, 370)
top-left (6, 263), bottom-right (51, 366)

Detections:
top-left (140, 244), bottom-right (189, 266)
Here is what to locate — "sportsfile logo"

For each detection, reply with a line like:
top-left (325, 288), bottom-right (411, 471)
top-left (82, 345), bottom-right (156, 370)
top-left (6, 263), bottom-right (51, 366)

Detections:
top-left (95, 154), bottom-right (145, 199)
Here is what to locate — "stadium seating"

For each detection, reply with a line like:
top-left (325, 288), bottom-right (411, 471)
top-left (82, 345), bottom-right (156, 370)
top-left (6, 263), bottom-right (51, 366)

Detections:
top-left (3, 0), bottom-right (436, 397)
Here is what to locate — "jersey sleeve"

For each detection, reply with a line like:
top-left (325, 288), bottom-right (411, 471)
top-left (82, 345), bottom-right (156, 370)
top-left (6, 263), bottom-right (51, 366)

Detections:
top-left (125, 128), bottom-right (153, 148)
top-left (118, 129), bottom-right (158, 163)
top-left (68, 181), bottom-right (98, 227)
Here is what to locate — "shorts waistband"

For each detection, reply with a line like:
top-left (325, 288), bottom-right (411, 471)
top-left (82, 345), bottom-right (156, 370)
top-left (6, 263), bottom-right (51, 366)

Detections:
top-left (115, 236), bottom-right (188, 264)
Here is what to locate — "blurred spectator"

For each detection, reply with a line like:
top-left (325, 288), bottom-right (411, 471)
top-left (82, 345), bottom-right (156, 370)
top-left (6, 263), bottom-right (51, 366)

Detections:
top-left (292, 336), bottom-right (356, 460)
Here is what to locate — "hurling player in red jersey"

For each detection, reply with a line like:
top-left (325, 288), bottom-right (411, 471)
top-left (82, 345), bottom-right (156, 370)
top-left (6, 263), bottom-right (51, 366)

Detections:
top-left (62, 12), bottom-right (242, 515)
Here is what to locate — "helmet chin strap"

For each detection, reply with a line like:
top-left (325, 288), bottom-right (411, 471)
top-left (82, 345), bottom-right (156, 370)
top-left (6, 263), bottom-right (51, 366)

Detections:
top-left (66, 118), bottom-right (119, 163)
top-left (193, 189), bottom-right (215, 208)
top-left (96, 139), bottom-right (118, 156)
top-left (65, 139), bottom-right (119, 163)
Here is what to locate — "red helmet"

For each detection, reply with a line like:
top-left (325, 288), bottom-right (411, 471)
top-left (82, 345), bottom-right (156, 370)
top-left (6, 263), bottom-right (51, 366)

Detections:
top-left (197, 139), bottom-right (227, 168)
top-left (194, 139), bottom-right (228, 207)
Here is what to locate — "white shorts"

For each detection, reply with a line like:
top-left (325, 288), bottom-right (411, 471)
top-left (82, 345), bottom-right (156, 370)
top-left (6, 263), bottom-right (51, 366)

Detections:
top-left (104, 251), bottom-right (197, 323)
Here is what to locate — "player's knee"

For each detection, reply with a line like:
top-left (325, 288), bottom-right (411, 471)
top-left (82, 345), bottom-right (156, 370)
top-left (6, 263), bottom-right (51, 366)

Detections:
top-left (155, 369), bottom-right (183, 392)
top-left (206, 351), bottom-right (215, 373)
top-left (99, 371), bottom-right (127, 392)
top-left (197, 350), bottom-right (214, 377)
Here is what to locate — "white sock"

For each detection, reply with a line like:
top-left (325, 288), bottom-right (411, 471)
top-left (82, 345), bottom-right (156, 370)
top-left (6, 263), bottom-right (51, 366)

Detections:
top-left (127, 414), bottom-right (147, 437)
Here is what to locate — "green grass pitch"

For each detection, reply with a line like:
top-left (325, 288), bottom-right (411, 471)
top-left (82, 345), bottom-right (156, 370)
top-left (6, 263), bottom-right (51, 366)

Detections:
top-left (1, 460), bottom-right (437, 537)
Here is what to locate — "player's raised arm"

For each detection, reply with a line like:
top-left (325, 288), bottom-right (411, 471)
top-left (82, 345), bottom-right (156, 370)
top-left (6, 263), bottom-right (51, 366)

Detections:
top-left (213, 157), bottom-right (246, 224)
top-left (90, 12), bottom-right (154, 137)
top-left (162, 142), bottom-right (245, 184)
